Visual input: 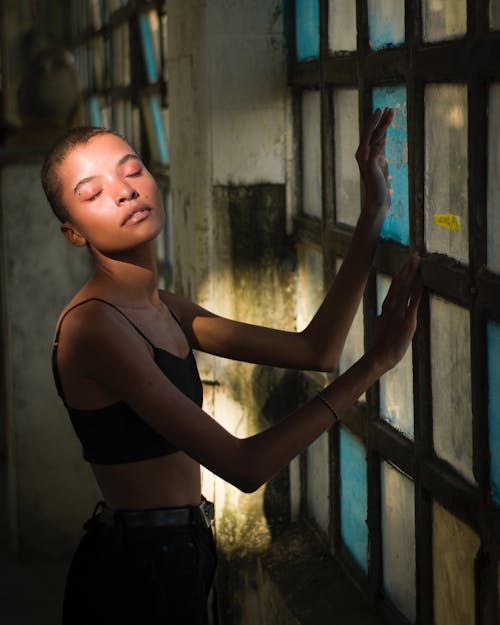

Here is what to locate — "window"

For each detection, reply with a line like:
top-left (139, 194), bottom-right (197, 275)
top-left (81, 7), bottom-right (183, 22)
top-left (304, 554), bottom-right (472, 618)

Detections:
top-left (69, 0), bottom-right (172, 287)
top-left (290, 1), bottom-right (500, 622)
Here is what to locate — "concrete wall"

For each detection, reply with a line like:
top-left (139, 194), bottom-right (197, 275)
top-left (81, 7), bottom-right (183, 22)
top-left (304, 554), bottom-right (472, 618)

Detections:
top-left (0, 155), bottom-right (98, 557)
top-left (167, 1), bottom-right (308, 621)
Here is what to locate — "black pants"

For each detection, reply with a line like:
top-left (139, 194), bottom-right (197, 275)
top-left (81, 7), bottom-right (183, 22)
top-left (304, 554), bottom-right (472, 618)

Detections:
top-left (62, 509), bottom-right (217, 624)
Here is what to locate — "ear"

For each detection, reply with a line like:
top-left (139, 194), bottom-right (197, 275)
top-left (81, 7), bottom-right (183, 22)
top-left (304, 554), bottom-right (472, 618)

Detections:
top-left (61, 222), bottom-right (87, 247)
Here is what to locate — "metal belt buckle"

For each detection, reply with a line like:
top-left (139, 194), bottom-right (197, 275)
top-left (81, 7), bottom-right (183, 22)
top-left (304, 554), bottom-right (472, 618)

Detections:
top-left (199, 499), bottom-right (215, 529)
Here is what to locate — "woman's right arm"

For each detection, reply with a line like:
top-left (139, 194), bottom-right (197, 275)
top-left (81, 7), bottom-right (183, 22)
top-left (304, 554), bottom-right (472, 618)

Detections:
top-left (66, 257), bottom-right (422, 493)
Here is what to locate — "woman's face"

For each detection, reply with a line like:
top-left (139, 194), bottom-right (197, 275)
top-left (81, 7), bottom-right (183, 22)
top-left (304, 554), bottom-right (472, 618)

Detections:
top-left (58, 133), bottom-right (165, 254)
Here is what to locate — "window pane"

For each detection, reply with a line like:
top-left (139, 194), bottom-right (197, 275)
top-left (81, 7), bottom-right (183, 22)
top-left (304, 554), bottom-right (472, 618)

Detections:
top-left (302, 90), bottom-right (322, 219)
top-left (491, 0), bottom-right (500, 29)
top-left (297, 245), bottom-right (324, 330)
top-left (377, 274), bottom-right (414, 438)
top-left (112, 23), bottom-right (131, 87)
top-left (328, 0), bottom-right (357, 52)
top-left (381, 462), bottom-right (416, 623)
top-left (91, 35), bottom-right (106, 90)
top-left (425, 84), bottom-right (468, 264)
top-left (295, 0), bottom-right (320, 61)
top-left (368, 0), bottom-right (405, 50)
top-left (423, 0), bottom-right (467, 41)
top-left (487, 84), bottom-right (500, 274)
top-left (430, 295), bottom-right (474, 484)
top-left (433, 501), bottom-right (480, 625)
top-left (337, 258), bottom-right (365, 402)
top-left (141, 94), bottom-right (169, 166)
top-left (307, 433), bottom-right (330, 536)
top-left (89, 95), bottom-right (103, 126)
top-left (139, 11), bottom-right (161, 84)
top-left (488, 320), bottom-right (500, 506)
top-left (340, 426), bottom-right (368, 572)
top-left (334, 89), bottom-right (360, 226)
top-left (89, 95), bottom-right (111, 128)
top-left (75, 45), bottom-right (90, 91)
top-left (112, 99), bottom-right (133, 137)
top-left (373, 85), bottom-right (410, 246)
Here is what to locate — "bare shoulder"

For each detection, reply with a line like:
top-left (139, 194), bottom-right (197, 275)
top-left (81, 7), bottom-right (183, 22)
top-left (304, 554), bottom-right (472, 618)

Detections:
top-left (57, 297), bottom-right (152, 366)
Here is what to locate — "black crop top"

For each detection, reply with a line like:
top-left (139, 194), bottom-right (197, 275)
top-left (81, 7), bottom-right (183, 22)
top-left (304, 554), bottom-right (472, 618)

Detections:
top-left (52, 298), bottom-right (203, 464)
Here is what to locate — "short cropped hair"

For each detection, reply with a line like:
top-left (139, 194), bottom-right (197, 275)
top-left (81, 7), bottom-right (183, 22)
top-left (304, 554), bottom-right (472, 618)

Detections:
top-left (41, 126), bottom-right (128, 223)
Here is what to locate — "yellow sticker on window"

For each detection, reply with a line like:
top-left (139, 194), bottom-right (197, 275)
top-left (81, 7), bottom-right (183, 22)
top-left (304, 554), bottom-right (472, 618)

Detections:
top-left (433, 214), bottom-right (461, 232)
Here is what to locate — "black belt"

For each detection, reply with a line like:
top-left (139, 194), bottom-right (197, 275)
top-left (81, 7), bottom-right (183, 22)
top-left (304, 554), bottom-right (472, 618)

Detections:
top-left (98, 499), bottom-right (215, 530)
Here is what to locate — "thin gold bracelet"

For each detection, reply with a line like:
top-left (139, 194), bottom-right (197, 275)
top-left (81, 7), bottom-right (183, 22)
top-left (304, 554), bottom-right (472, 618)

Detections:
top-left (316, 392), bottom-right (340, 423)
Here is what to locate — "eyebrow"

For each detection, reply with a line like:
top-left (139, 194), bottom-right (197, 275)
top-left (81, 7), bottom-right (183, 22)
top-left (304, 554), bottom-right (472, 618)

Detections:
top-left (73, 153), bottom-right (141, 196)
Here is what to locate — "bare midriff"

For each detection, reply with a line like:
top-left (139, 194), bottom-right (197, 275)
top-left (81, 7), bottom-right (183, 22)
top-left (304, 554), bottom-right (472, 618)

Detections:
top-left (91, 452), bottom-right (201, 510)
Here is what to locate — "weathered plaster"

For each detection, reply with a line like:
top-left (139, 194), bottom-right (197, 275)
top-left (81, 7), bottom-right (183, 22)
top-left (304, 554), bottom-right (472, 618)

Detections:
top-left (1, 159), bottom-right (99, 556)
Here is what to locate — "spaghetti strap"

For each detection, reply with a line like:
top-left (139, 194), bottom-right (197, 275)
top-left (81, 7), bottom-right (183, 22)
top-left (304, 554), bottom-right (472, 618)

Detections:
top-left (53, 297), bottom-right (156, 349)
top-left (52, 298), bottom-right (156, 401)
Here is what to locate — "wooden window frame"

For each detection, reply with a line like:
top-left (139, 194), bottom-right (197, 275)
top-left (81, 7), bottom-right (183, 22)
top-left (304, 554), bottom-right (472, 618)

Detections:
top-left (289, 1), bottom-right (500, 623)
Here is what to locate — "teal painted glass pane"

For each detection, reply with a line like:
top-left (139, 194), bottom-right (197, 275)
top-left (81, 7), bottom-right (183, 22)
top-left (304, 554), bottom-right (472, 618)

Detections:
top-left (373, 86), bottom-right (410, 245)
top-left (139, 11), bottom-right (160, 84)
top-left (368, 0), bottom-right (405, 50)
top-left (151, 97), bottom-right (169, 165)
top-left (340, 426), bottom-right (368, 572)
top-left (89, 96), bottom-right (102, 127)
top-left (295, 0), bottom-right (320, 61)
top-left (488, 320), bottom-right (500, 505)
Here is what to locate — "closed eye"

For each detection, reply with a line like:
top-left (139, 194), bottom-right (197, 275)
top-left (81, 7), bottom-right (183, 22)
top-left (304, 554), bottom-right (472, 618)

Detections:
top-left (87, 190), bottom-right (102, 201)
top-left (127, 169), bottom-right (143, 178)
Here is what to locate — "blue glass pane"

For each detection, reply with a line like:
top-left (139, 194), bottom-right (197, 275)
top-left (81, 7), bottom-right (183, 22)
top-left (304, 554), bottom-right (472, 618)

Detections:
top-left (340, 426), bottom-right (368, 572)
top-left (139, 13), bottom-right (159, 84)
top-left (368, 0), bottom-right (405, 50)
top-left (89, 96), bottom-right (102, 126)
top-left (150, 96), bottom-right (169, 165)
top-left (488, 320), bottom-right (500, 505)
top-left (295, 0), bottom-right (320, 61)
top-left (373, 85), bottom-right (410, 245)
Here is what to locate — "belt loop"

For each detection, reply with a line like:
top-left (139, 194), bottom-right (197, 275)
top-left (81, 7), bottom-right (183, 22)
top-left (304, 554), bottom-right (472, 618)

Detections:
top-left (82, 500), bottom-right (105, 531)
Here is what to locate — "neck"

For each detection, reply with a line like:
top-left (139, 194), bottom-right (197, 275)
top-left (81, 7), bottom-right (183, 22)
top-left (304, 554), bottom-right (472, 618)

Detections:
top-left (90, 241), bottom-right (162, 308)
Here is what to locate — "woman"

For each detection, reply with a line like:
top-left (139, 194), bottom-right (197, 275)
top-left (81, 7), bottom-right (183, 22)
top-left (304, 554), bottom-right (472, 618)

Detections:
top-left (42, 107), bottom-right (421, 624)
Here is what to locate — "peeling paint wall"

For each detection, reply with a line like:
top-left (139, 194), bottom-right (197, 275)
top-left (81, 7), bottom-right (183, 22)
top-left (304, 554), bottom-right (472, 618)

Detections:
top-left (167, 1), bottom-right (308, 621)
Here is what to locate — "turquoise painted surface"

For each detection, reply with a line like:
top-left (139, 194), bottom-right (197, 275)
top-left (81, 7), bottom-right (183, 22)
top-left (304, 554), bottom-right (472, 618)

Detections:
top-left (295, 0), bottom-right (320, 61)
top-left (373, 85), bottom-right (410, 245)
top-left (488, 321), bottom-right (500, 505)
top-left (139, 13), bottom-right (159, 84)
top-left (340, 426), bottom-right (368, 572)
top-left (89, 96), bottom-right (102, 127)
top-left (368, 0), bottom-right (405, 50)
top-left (150, 96), bottom-right (169, 165)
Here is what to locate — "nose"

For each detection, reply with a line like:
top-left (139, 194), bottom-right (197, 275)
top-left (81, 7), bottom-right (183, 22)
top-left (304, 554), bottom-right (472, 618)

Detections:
top-left (116, 182), bottom-right (138, 204)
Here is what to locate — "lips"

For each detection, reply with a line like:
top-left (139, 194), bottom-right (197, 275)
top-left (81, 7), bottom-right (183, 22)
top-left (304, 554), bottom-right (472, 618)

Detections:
top-left (122, 206), bottom-right (151, 226)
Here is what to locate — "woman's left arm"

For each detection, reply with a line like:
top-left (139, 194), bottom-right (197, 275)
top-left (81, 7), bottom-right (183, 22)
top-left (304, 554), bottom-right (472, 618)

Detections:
top-left (164, 108), bottom-right (395, 372)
